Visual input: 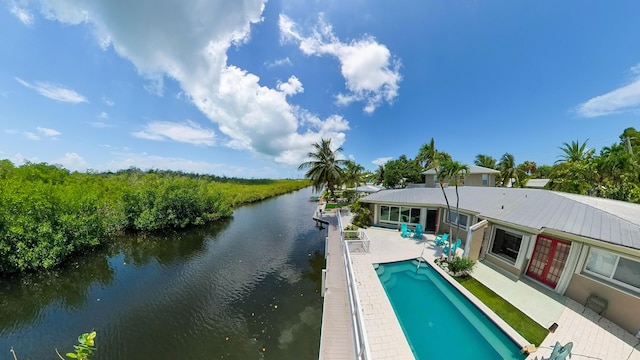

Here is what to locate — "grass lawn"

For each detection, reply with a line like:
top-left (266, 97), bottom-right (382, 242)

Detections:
top-left (455, 276), bottom-right (549, 346)
top-left (324, 202), bottom-right (349, 209)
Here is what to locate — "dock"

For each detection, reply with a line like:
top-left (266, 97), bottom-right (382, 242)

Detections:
top-left (317, 210), bottom-right (356, 359)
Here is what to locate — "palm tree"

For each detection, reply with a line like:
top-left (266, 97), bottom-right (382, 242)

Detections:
top-left (343, 160), bottom-right (365, 188)
top-left (436, 160), bottom-right (469, 260)
top-left (416, 138), bottom-right (437, 169)
top-left (498, 153), bottom-right (520, 187)
top-left (556, 140), bottom-right (594, 163)
top-left (373, 165), bottom-right (385, 185)
top-left (474, 154), bottom-right (497, 169)
top-left (298, 138), bottom-right (347, 200)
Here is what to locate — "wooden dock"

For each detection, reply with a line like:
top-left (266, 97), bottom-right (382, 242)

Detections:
top-left (318, 212), bottom-right (356, 359)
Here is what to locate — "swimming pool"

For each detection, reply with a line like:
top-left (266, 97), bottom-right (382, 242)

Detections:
top-left (376, 260), bottom-right (525, 359)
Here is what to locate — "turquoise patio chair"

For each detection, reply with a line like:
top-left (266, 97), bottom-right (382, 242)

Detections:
top-left (434, 233), bottom-right (449, 246)
top-left (400, 223), bottom-right (411, 238)
top-left (412, 224), bottom-right (424, 239)
top-left (443, 238), bottom-right (462, 256)
top-left (549, 341), bottom-right (573, 360)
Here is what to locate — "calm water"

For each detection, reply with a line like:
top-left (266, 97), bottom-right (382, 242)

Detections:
top-left (377, 260), bottom-right (525, 360)
top-left (0, 188), bottom-right (326, 359)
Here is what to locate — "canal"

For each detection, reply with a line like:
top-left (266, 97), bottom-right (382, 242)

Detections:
top-left (0, 187), bottom-right (325, 359)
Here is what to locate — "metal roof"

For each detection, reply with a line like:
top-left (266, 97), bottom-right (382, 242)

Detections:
top-left (360, 187), bottom-right (640, 251)
top-left (423, 165), bottom-right (500, 175)
top-left (524, 178), bottom-right (550, 188)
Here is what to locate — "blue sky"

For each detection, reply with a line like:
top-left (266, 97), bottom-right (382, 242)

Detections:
top-left (1, 0), bottom-right (640, 178)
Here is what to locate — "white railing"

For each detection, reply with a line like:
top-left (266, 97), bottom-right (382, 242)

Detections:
top-left (337, 210), bottom-right (371, 360)
top-left (343, 229), bottom-right (371, 253)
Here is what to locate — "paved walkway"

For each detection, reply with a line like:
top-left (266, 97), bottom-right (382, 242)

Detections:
top-left (318, 211), bottom-right (355, 360)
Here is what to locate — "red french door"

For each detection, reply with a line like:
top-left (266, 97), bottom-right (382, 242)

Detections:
top-left (526, 235), bottom-right (571, 288)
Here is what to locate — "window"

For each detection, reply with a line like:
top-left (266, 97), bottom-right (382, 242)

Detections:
top-left (490, 228), bottom-right (523, 264)
top-left (379, 206), bottom-right (421, 225)
top-left (584, 248), bottom-right (640, 290)
top-left (482, 174), bottom-right (489, 186)
top-left (446, 210), bottom-right (468, 229)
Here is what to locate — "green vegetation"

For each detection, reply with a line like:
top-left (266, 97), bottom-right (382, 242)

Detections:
top-left (0, 161), bottom-right (309, 275)
top-left (10, 331), bottom-right (97, 360)
top-left (455, 276), bottom-right (548, 346)
top-left (444, 256), bottom-right (476, 275)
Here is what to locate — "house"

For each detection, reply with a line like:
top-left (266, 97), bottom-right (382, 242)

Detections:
top-left (423, 165), bottom-right (500, 187)
top-left (360, 186), bottom-right (640, 334)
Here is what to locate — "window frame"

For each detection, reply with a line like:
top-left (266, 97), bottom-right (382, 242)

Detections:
top-left (445, 209), bottom-right (469, 230)
top-left (482, 174), bottom-right (489, 186)
top-left (489, 227), bottom-right (524, 265)
top-left (583, 247), bottom-right (640, 292)
top-left (379, 205), bottom-right (422, 225)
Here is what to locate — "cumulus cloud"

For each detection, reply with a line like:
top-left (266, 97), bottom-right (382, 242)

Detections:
top-left (9, 1), bottom-right (34, 25)
top-left (37, 126), bottom-right (61, 137)
top-left (55, 152), bottom-right (87, 171)
top-left (576, 63), bottom-right (640, 117)
top-left (265, 57), bottom-right (293, 68)
top-left (132, 120), bottom-right (216, 146)
top-left (15, 77), bottom-right (88, 103)
top-left (34, 0), bottom-right (347, 165)
top-left (279, 14), bottom-right (402, 114)
top-left (372, 157), bottom-right (392, 166)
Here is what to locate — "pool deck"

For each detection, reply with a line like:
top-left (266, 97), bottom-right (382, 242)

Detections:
top-left (324, 215), bottom-right (640, 360)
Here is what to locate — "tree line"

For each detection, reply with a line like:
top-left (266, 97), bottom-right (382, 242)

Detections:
top-left (0, 161), bottom-right (309, 275)
top-left (298, 127), bottom-right (640, 204)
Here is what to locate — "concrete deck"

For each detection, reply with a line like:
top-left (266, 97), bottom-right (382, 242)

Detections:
top-left (318, 211), bottom-right (356, 360)
top-left (331, 222), bottom-right (640, 360)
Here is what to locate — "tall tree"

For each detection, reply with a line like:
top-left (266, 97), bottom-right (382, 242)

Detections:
top-left (498, 153), bottom-right (521, 187)
top-left (436, 160), bottom-right (469, 260)
top-left (382, 155), bottom-right (423, 188)
top-left (298, 138), bottom-right (347, 199)
top-left (373, 165), bottom-right (385, 185)
top-left (343, 160), bottom-right (365, 188)
top-left (556, 139), bottom-right (594, 163)
top-left (416, 138), bottom-right (437, 169)
top-left (474, 154), bottom-right (497, 169)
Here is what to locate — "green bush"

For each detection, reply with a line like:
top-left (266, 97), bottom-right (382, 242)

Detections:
top-left (343, 225), bottom-right (360, 240)
top-left (447, 256), bottom-right (476, 275)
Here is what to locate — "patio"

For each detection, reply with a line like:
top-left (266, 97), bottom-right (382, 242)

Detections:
top-left (346, 223), bottom-right (640, 359)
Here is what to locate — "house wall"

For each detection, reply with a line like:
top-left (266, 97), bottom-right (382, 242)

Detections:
top-left (437, 216), bottom-right (470, 247)
top-left (463, 174), bottom-right (497, 187)
top-left (483, 253), bottom-right (523, 276)
top-left (467, 224), bottom-right (486, 261)
top-left (425, 175), bottom-right (436, 188)
top-left (565, 274), bottom-right (640, 334)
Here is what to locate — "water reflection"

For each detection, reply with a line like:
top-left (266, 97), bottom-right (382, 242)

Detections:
top-left (0, 188), bottom-right (324, 359)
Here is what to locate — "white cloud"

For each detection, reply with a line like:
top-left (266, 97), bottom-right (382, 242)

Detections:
top-left (372, 157), bottom-right (392, 166)
top-left (37, 126), bottom-right (61, 137)
top-left (88, 121), bottom-right (114, 128)
top-left (265, 57), bottom-right (292, 67)
top-left (279, 14), bottom-right (402, 114)
top-left (132, 120), bottom-right (216, 146)
top-left (99, 111), bottom-right (109, 119)
top-left (55, 152), bottom-right (87, 171)
top-left (15, 77), bottom-right (88, 103)
top-left (9, 1), bottom-right (34, 25)
top-left (576, 63), bottom-right (640, 117)
top-left (277, 76), bottom-right (303, 96)
top-left (35, 0), bottom-right (348, 165)
top-left (102, 96), bottom-right (114, 106)
top-left (24, 131), bottom-right (40, 141)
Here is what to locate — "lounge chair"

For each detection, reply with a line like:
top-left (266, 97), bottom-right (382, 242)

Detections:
top-left (549, 341), bottom-right (573, 360)
top-left (412, 224), bottom-right (424, 239)
top-left (444, 238), bottom-right (462, 256)
top-left (400, 223), bottom-right (411, 238)
top-left (434, 233), bottom-right (449, 246)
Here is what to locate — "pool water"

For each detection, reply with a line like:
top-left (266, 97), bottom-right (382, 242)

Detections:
top-left (376, 260), bottom-right (525, 359)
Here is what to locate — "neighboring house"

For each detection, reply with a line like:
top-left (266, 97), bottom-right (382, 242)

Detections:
top-left (423, 165), bottom-right (500, 187)
top-left (360, 187), bottom-right (640, 334)
top-left (525, 178), bottom-right (550, 188)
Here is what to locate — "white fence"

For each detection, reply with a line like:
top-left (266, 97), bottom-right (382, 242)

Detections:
top-left (337, 210), bottom-right (371, 360)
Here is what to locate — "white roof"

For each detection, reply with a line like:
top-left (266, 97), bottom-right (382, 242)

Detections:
top-left (361, 187), bottom-right (640, 251)
top-left (423, 165), bottom-right (500, 175)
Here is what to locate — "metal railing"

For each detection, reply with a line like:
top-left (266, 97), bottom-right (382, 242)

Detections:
top-left (337, 210), bottom-right (371, 360)
top-left (342, 229), bottom-right (371, 254)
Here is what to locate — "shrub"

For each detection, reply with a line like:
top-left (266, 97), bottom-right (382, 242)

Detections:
top-left (343, 225), bottom-right (360, 240)
top-left (447, 256), bottom-right (476, 276)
